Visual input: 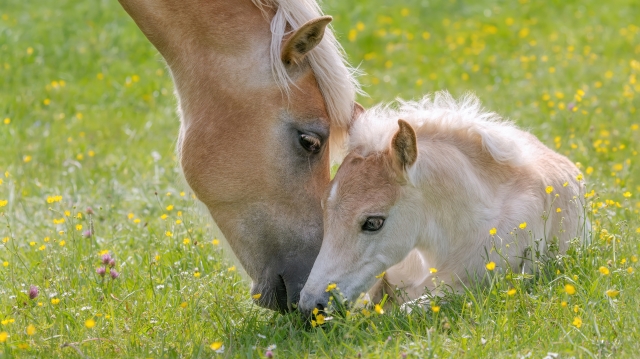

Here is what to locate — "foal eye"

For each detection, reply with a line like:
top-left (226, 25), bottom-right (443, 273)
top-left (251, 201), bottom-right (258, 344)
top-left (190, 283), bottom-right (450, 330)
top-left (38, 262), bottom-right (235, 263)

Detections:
top-left (299, 133), bottom-right (322, 153)
top-left (362, 216), bottom-right (385, 232)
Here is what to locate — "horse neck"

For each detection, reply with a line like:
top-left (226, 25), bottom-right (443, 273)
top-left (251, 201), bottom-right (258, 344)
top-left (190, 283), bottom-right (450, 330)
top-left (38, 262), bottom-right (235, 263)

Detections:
top-left (122, 0), bottom-right (278, 127)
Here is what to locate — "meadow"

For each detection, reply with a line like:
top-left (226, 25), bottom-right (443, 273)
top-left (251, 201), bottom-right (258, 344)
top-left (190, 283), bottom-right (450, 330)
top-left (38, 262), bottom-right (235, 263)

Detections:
top-left (1, 0), bottom-right (639, 357)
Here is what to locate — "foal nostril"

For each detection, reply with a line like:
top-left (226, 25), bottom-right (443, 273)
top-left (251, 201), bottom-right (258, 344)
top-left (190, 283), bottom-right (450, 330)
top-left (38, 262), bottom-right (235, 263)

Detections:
top-left (315, 302), bottom-right (325, 313)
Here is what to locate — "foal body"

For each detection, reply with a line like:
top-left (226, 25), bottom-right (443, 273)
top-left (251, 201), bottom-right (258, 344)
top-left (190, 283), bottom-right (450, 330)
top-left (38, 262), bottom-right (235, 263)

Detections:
top-left (299, 92), bottom-right (588, 314)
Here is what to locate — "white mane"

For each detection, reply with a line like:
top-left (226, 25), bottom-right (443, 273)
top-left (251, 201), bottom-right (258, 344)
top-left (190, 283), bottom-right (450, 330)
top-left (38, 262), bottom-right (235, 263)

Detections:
top-left (349, 91), bottom-right (527, 166)
top-left (252, 0), bottom-right (361, 161)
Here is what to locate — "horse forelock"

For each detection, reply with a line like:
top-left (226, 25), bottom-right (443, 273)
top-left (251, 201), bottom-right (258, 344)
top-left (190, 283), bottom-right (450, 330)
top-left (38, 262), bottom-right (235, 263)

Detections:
top-left (252, 0), bottom-right (361, 162)
top-left (349, 91), bottom-right (528, 169)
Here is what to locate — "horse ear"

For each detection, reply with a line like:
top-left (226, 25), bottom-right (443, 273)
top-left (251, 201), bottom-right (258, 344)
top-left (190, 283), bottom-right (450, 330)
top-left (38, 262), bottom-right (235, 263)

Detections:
top-left (391, 119), bottom-right (418, 168)
top-left (350, 102), bottom-right (365, 124)
top-left (281, 16), bottom-right (332, 65)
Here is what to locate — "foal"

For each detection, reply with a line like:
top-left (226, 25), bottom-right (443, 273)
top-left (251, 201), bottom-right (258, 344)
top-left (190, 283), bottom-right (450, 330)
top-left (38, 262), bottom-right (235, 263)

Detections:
top-left (299, 92), bottom-right (588, 315)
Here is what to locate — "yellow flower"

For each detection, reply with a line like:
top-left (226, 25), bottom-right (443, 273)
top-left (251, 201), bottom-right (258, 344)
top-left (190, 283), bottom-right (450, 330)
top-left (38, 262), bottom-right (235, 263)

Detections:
top-left (165, 231), bottom-right (172, 237)
top-left (29, 242), bottom-right (36, 246)
top-left (486, 262), bottom-right (496, 271)
top-left (519, 222), bottom-right (527, 229)
top-left (572, 316), bottom-right (582, 328)
top-left (2, 237), bottom-right (8, 243)
top-left (182, 238), bottom-right (190, 245)
top-left (0, 199), bottom-right (7, 207)
top-left (133, 219), bottom-right (140, 224)
top-left (210, 342), bottom-right (223, 351)
top-left (76, 224), bottom-right (82, 231)
top-left (166, 205), bottom-right (174, 211)
top-left (605, 289), bottom-right (620, 298)
top-left (429, 267), bottom-right (438, 273)
top-left (0, 331), bottom-right (7, 343)
top-left (175, 219), bottom-right (182, 224)
top-left (38, 245), bottom-right (45, 251)
top-left (507, 288), bottom-right (516, 296)
top-left (556, 208), bottom-right (562, 212)
top-left (374, 304), bottom-right (384, 314)
top-left (375, 271), bottom-right (386, 279)
top-left (489, 227), bottom-right (497, 236)
top-left (315, 314), bottom-right (325, 325)
top-left (180, 191), bottom-right (186, 197)
top-left (227, 266), bottom-right (236, 272)
top-left (59, 240), bottom-right (66, 246)
top-left (26, 324), bottom-right (36, 335)
top-left (627, 267), bottom-right (634, 274)
top-left (623, 191), bottom-right (631, 198)
top-left (212, 239), bottom-right (219, 246)
top-left (180, 302), bottom-right (187, 308)
top-left (561, 301), bottom-right (567, 307)
top-left (546, 186), bottom-right (554, 194)
top-left (325, 283), bottom-right (337, 292)
top-left (598, 266), bottom-right (610, 275)
top-left (3, 118), bottom-right (9, 125)
top-left (193, 272), bottom-right (201, 278)
top-left (51, 298), bottom-right (60, 305)
top-left (252, 293), bottom-right (262, 300)
top-left (160, 214), bottom-right (168, 220)
top-left (563, 181), bottom-right (569, 187)
top-left (2, 261), bottom-right (8, 267)
top-left (632, 255), bottom-right (638, 263)
top-left (85, 318), bottom-right (96, 329)
top-left (431, 305), bottom-right (440, 313)
top-left (564, 284), bottom-right (576, 295)
top-left (18, 343), bottom-right (28, 350)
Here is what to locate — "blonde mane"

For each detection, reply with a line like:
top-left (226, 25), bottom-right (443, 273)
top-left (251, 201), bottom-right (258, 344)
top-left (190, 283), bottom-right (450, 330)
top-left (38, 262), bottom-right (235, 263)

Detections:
top-left (349, 91), bottom-right (527, 167)
top-left (252, 0), bottom-right (361, 160)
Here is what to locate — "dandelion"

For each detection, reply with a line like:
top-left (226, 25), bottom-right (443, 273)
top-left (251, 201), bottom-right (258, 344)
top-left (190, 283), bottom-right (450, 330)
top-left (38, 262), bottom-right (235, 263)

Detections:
top-left (212, 239), bottom-right (219, 246)
top-left (564, 284), bottom-right (576, 295)
top-left (576, 173), bottom-right (584, 181)
top-left (51, 298), bottom-right (60, 305)
top-left (546, 186), bottom-right (554, 194)
top-left (605, 289), bottom-right (620, 298)
top-left (59, 240), bottom-right (66, 246)
top-left (0, 199), bottom-right (7, 207)
top-left (598, 266), bottom-right (610, 275)
top-left (26, 324), bottom-right (36, 335)
top-left (519, 222), bottom-right (527, 229)
top-left (431, 304), bottom-right (440, 313)
top-left (572, 317), bottom-right (582, 328)
top-left (182, 238), bottom-right (190, 245)
top-left (627, 267), bottom-right (634, 274)
top-left (210, 342), bottom-right (223, 351)
top-left (486, 262), bottom-right (496, 271)
top-left (76, 224), bottom-right (82, 231)
top-left (429, 267), bottom-right (438, 273)
top-left (28, 285), bottom-right (39, 299)
top-left (193, 272), bottom-right (201, 278)
top-left (166, 205), bottom-right (174, 211)
top-left (489, 227), bottom-right (497, 236)
top-left (374, 304), bottom-right (384, 314)
top-left (315, 314), bottom-right (325, 325)
top-left (0, 331), bottom-right (7, 343)
top-left (325, 283), bottom-right (337, 292)
top-left (180, 302), bottom-right (187, 308)
top-left (507, 288), bottom-right (516, 296)
top-left (85, 318), bottom-right (95, 329)
top-left (623, 191), bottom-right (632, 198)
top-left (2, 261), bottom-right (8, 267)
top-left (561, 301), bottom-right (567, 307)
top-left (160, 214), bottom-right (168, 220)
top-left (165, 231), bottom-right (172, 237)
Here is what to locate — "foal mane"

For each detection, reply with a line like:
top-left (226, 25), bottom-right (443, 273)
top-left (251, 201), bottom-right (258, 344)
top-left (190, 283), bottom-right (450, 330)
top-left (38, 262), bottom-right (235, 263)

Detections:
top-left (349, 91), bottom-right (527, 167)
top-left (252, 0), bottom-right (361, 161)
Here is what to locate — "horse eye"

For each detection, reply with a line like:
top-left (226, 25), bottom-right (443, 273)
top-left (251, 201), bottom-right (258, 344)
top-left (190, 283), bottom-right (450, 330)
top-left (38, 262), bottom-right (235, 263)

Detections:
top-left (362, 217), bottom-right (385, 232)
top-left (299, 133), bottom-right (321, 154)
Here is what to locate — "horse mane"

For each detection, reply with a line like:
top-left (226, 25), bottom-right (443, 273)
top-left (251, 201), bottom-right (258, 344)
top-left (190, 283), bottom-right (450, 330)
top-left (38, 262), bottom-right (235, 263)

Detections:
top-left (252, 0), bottom-right (361, 161)
top-left (349, 91), bottom-right (527, 167)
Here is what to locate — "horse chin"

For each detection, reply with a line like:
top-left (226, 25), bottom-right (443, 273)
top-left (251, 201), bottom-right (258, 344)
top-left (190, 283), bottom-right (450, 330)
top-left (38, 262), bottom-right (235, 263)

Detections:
top-left (251, 272), bottom-right (308, 313)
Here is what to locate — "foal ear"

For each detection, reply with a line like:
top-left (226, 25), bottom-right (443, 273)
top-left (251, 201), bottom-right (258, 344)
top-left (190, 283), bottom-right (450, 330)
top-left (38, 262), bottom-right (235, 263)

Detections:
top-left (281, 16), bottom-right (332, 65)
top-left (391, 119), bottom-right (418, 168)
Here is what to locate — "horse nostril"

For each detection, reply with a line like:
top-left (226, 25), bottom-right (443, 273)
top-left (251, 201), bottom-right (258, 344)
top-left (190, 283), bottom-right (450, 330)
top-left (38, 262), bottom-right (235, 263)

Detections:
top-left (315, 302), bottom-right (325, 312)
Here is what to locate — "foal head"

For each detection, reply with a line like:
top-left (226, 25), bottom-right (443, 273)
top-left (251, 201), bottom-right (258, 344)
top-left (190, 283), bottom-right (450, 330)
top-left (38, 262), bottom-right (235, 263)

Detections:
top-left (299, 120), bottom-right (420, 315)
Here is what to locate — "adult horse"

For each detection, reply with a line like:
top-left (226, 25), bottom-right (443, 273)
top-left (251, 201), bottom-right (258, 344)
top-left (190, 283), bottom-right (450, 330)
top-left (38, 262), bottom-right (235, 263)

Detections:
top-left (117, 0), bottom-right (360, 312)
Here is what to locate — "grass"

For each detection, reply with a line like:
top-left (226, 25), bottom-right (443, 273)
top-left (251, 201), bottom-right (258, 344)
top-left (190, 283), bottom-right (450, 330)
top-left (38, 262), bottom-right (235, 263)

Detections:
top-left (1, 0), bottom-right (639, 357)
